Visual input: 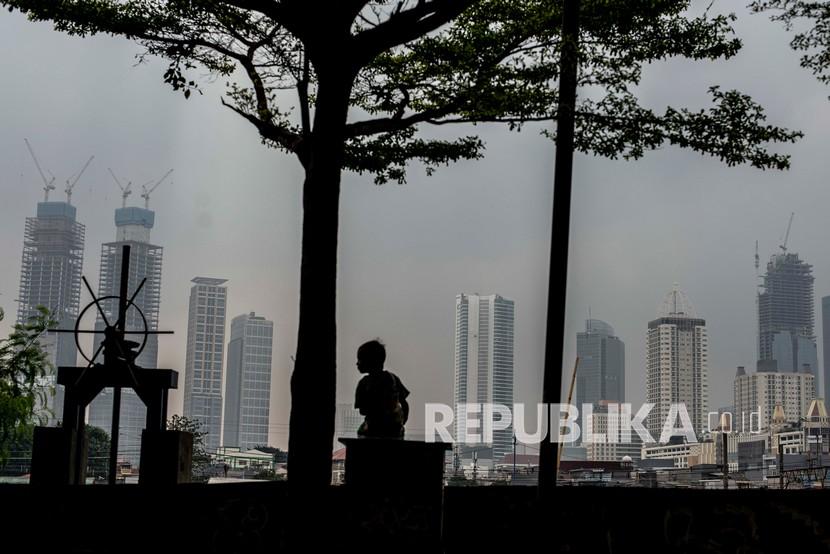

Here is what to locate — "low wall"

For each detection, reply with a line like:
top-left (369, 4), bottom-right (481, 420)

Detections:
top-left (2, 483), bottom-right (830, 553)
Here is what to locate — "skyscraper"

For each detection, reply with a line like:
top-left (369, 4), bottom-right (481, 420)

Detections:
top-left (223, 312), bottom-right (274, 451)
top-left (821, 296), bottom-right (830, 402)
top-left (453, 293), bottom-right (515, 463)
top-left (758, 251), bottom-right (816, 378)
top-left (183, 277), bottom-right (228, 454)
top-left (16, 200), bottom-right (84, 422)
top-left (645, 285), bottom-right (708, 442)
top-left (87, 206), bottom-right (163, 465)
top-left (575, 318), bottom-right (625, 410)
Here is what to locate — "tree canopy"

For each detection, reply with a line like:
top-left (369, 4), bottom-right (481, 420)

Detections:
top-left (0, 306), bottom-right (55, 464)
top-left (752, 1), bottom-right (830, 89)
top-left (4, 0), bottom-right (801, 176)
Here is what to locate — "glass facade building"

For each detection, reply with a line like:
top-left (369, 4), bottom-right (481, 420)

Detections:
top-left (453, 293), bottom-right (515, 464)
top-left (183, 277), bottom-right (228, 453)
top-left (223, 312), bottom-right (274, 450)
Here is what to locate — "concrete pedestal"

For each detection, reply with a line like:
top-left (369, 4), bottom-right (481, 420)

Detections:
top-left (139, 430), bottom-right (193, 485)
top-left (338, 438), bottom-right (451, 551)
top-left (30, 426), bottom-right (87, 485)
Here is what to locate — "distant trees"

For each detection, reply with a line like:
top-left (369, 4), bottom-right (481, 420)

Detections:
top-left (2, 0), bottom-right (802, 486)
top-left (84, 425), bottom-right (112, 479)
top-left (0, 306), bottom-right (55, 464)
top-left (167, 414), bottom-right (212, 482)
top-left (253, 444), bottom-right (288, 464)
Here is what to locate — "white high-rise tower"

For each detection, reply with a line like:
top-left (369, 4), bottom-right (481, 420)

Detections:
top-left (183, 277), bottom-right (228, 453)
top-left (453, 293), bottom-right (515, 463)
top-left (645, 285), bottom-right (708, 442)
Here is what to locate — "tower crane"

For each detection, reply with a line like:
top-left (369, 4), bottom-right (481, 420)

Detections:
top-left (779, 212), bottom-right (795, 253)
top-left (108, 168), bottom-right (133, 208)
top-left (64, 156), bottom-right (94, 205)
top-left (24, 138), bottom-right (56, 202)
top-left (141, 169), bottom-right (173, 209)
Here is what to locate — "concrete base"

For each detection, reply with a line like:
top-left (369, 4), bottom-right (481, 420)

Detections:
top-left (30, 426), bottom-right (87, 485)
top-left (139, 430), bottom-right (193, 485)
top-left (338, 438), bottom-right (451, 551)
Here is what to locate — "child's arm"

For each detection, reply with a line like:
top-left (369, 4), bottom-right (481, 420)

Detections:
top-left (401, 397), bottom-right (410, 424)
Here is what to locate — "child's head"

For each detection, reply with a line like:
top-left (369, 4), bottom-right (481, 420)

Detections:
top-left (357, 340), bottom-right (386, 374)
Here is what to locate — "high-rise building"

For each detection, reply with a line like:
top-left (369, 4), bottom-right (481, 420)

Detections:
top-left (183, 277), bottom-right (228, 454)
top-left (734, 364), bottom-right (815, 431)
top-left (87, 206), bottom-right (163, 465)
top-left (223, 312), bottom-right (274, 451)
top-left (821, 296), bottom-right (830, 402)
top-left (335, 403), bottom-right (364, 444)
top-left (453, 293), bottom-right (515, 463)
top-left (16, 201), bottom-right (85, 422)
top-left (576, 318), bottom-right (625, 410)
top-left (645, 285), bottom-right (708, 442)
top-left (758, 251), bottom-right (815, 379)
top-left (583, 401), bottom-right (642, 462)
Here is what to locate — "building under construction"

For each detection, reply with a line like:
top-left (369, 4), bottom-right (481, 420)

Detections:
top-left (16, 201), bottom-right (85, 421)
top-left (87, 206), bottom-right (164, 466)
top-left (758, 251), bottom-right (816, 376)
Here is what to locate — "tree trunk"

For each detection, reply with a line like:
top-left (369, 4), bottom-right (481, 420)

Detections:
top-left (287, 70), bottom-right (352, 488)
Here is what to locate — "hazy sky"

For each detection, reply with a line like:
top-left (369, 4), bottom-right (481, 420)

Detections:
top-left (1, 4), bottom-right (829, 449)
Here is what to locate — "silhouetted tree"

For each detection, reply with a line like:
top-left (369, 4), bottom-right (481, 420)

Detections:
top-left (752, 1), bottom-right (830, 88)
top-left (167, 414), bottom-right (212, 482)
top-left (2, 1), bottom-right (801, 486)
top-left (0, 306), bottom-right (55, 464)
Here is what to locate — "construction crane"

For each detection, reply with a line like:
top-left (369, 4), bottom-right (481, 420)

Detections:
top-left (24, 138), bottom-right (56, 202)
top-left (108, 168), bottom-right (133, 208)
top-left (779, 212), bottom-right (795, 253)
top-left (140, 169), bottom-right (173, 209)
top-left (64, 155), bottom-right (94, 205)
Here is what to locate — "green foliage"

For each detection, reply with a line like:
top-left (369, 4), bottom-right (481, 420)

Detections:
top-left (85, 424), bottom-right (111, 479)
top-left (0, 306), bottom-right (56, 464)
top-left (751, 1), bottom-right (830, 89)
top-left (2, 0), bottom-right (802, 181)
top-left (253, 444), bottom-right (288, 464)
top-left (167, 414), bottom-right (212, 482)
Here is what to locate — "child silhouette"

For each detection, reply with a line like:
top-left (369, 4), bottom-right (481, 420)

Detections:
top-left (354, 340), bottom-right (410, 438)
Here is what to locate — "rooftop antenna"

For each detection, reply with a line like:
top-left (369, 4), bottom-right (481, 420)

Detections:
top-left (141, 169), bottom-right (173, 209)
top-left (64, 155), bottom-right (94, 205)
top-left (24, 138), bottom-right (56, 201)
top-left (779, 212), bottom-right (795, 254)
top-left (108, 168), bottom-right (132, 208)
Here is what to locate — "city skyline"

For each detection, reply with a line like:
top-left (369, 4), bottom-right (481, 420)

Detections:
top-left (3, 4), bottom-right (830, 452)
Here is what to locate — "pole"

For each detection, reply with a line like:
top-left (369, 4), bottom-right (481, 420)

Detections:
top-left (722, 431), bottom-right (728, 490)
top-left (778, 442), bottom-right (784, 490)
top-left (512, 434), bottom-right (517, 484)
top-left (555, 357), bottom-right (580, 478)
top-left (539, 0), bottom-right (581, 498)
top-left (108, 244), bottom-right (130, 485)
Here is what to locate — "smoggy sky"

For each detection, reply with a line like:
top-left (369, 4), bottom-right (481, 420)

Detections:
top-left (1, 3), bottom-right (829, 449)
